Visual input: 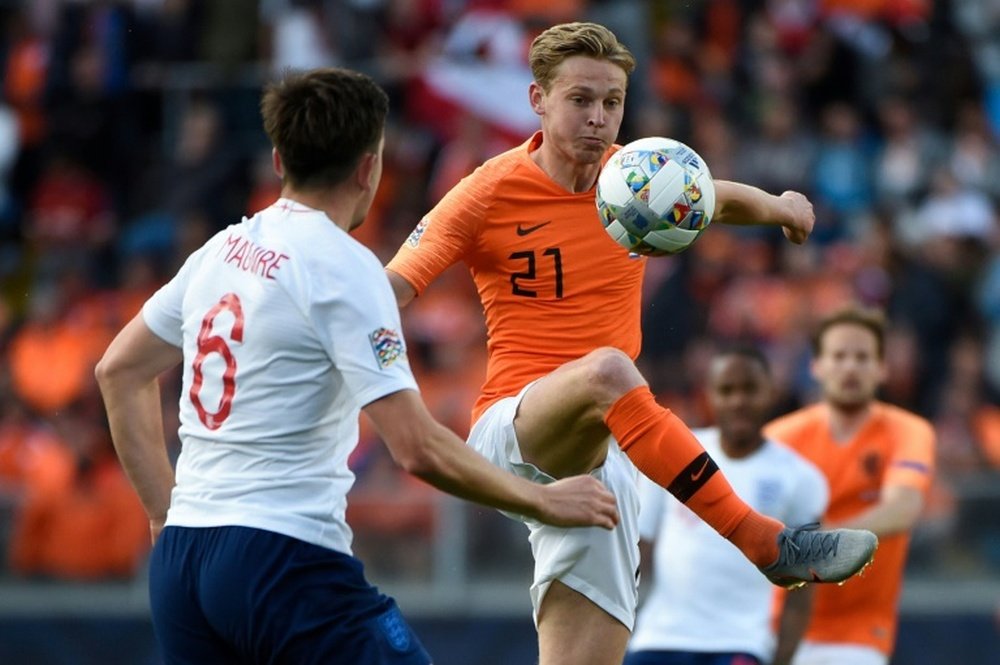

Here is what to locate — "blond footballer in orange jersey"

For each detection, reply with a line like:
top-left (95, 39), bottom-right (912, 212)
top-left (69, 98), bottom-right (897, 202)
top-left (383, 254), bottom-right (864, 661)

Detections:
top-left (387, 22), bottom-right (877, 665)
top-left (766, 307), bottom-right (936, 665)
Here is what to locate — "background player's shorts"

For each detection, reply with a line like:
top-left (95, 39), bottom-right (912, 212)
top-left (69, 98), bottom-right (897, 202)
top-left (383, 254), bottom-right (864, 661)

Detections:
top-left (791, 641), bottom-right (888, 665)
top-left (624, 651), bottom-right (762, 665)
top-left (149, 525), bottom-right (431, 665)
top-left (468, 382), bottom-right (641, 630)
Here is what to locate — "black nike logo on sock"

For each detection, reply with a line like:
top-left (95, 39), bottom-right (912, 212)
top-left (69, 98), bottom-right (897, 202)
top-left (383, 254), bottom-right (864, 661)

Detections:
top-left (516, 221), bottom-right (551, 236)
top-left (667, 452), bottom-right (719, 503)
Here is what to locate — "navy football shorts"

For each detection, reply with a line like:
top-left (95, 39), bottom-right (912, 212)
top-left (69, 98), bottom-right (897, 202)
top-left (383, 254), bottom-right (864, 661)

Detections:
top-left (624, 651), bottom-right (762, 665)
top-left (149, 525), bottom-right (431, 664)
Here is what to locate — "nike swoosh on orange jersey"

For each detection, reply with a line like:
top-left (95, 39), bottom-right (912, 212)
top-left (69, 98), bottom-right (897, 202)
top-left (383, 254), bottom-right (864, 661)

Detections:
top-left (516, 221), bottom-right (551, 236)
top-left (690, 458), bottom-right (710, 481)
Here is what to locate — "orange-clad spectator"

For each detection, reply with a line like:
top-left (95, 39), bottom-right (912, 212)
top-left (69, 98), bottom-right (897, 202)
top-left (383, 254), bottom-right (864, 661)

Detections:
top-left (7, 281), bottom-right (110, 416)
top-left (8, 401), bottom-right (149, 580)
top-left (766, 306), bottom-right (936, 665)
top-left (0, 395), bottom-right (77, 518)
top-left (8, 302), bottom-right (93, 416)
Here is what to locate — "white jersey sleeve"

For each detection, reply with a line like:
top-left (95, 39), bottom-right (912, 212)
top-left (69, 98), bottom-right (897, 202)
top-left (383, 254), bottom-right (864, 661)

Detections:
top-left (307, 247), bottom-right (416, 410)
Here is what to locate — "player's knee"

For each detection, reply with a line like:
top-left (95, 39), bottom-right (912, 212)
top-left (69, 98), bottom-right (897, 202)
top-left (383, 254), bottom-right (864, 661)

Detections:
top-left (581, 347), bottom-right (643, 404)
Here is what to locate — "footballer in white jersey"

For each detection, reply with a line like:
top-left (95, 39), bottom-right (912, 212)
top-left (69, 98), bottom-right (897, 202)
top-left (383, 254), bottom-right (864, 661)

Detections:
top-left (143, 199), bottom-right (417, 555)
top-left (626, 348), bottom-right (829, 665)
top-left (629, 429), bottom-right (828, 663)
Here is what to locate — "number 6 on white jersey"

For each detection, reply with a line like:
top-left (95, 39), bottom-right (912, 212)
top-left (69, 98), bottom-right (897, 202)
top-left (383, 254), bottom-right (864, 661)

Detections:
top-left (190, 293), bottom-right (245, 430)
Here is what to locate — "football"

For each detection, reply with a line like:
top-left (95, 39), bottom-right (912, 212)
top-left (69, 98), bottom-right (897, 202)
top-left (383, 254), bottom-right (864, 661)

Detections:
top-left (596, 136), bottom-right (716, 256)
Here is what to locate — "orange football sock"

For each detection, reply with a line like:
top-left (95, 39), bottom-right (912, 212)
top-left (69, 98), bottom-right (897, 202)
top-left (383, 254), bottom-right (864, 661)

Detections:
top-left (605, 386), bottom-right (781, 566)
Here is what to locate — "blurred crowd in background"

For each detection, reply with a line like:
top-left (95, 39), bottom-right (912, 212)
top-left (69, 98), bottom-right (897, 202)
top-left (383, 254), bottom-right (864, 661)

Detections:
top-left (0, 0), bottom-right (998, 587)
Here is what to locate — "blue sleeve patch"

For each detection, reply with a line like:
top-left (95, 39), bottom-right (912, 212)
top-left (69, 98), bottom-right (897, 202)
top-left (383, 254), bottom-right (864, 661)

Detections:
top-left (892, 460), bottom-right (930, 474)
top-left (377, 606), bottom-right (412, 652)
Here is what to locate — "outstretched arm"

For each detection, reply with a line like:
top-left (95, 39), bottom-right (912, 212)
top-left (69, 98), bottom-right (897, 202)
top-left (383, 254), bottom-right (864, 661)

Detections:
top-left (713, 181), bottom-right (815, 245)
top-left (363, 389), bottom-right (620, 529)
top-left (830, 484), bottom-right (925, 537)
top-left (95, 314), bottom-right (182, 543)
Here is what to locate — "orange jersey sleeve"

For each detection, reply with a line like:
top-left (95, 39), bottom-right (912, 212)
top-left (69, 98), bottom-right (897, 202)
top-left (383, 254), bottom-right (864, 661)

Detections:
top-left (388, 133), bottom-right (646, 422)
top-left (765, 402), bottom-right (937, 654)
top-left (882, 411), bottom-right (935, 492)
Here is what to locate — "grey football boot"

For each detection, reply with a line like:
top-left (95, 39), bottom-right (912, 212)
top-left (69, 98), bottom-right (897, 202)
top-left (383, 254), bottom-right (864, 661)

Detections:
top-left (759, 523), bottom-right (878, 589)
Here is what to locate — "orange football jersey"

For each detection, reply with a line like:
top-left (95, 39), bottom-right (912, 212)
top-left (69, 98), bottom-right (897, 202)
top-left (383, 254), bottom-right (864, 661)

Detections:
top-left (765, 402), bottom-right (936, 654)
top-left (387, 132), bottom-right (645, 423)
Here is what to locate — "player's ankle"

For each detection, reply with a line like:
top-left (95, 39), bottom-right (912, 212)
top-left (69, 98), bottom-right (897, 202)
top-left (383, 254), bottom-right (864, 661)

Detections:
top-left (729, 512), bottom-right (783, 567)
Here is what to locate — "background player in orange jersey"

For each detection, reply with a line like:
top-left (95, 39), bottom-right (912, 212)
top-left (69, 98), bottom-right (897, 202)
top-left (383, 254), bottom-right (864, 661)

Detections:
top-left (766, 306), bottom-right (936, 665)
top-left (387, 22), bottom-right (877, 665)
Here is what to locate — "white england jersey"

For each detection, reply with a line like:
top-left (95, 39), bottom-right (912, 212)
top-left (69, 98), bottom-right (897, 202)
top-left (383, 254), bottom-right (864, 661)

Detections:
top-left (629, 428), bottom-right (829, 661)
top-left (142, 198), bottom-right (417, 556)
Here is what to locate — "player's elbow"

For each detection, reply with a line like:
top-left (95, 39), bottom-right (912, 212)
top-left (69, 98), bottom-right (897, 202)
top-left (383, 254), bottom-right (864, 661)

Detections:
top-left (365, 390), bottom-right (449, 476)
top-left (380, 420), bottom-right (445, 477)
top-left (94, 351), bottom-right (124, 391)
top-left (94, 356), bottom-right (110, 386)
top-left (389, 439), bottom-right (442, 478)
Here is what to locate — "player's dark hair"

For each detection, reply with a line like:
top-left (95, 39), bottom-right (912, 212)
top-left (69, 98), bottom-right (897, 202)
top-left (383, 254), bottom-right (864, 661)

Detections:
top-left (811, 306), bottom-right (887, 359)
top-left (715, 344), bottom-right (771, 376)
top-left (529, 22), bottom-right (636, 92)
top-left (261, 68), bottom-right (388, 190)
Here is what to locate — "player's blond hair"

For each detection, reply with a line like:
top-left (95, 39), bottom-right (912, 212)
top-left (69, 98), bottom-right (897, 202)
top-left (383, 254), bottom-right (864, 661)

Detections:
top-left (529, 22), bottom-right (636, 92)
top-left (812, 306), bottom-right (887, 359)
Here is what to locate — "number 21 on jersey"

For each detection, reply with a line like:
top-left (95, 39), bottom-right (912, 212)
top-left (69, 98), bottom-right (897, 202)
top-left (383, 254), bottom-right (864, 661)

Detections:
top-left (190, 293), bottom-right (244, 430)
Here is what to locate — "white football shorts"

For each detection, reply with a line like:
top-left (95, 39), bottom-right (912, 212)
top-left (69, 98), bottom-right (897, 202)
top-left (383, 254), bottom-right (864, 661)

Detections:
top-left (792, 641), bottom-right (889, 665)
top-left (467, 382), bottom-right (641, 630)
